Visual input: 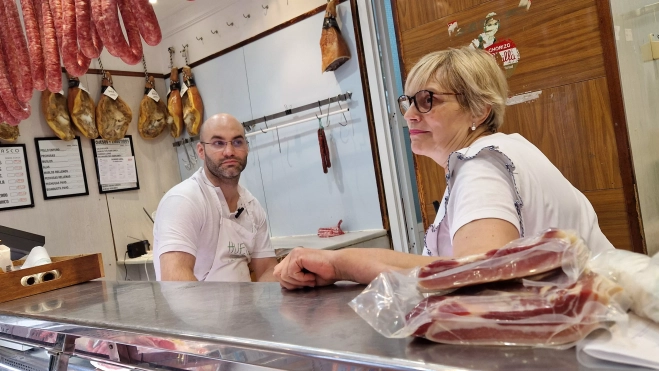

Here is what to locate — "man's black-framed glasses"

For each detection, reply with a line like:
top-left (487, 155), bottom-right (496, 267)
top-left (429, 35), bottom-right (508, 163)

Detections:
top-left (199, 138), bottom-right (248, 152)
top-left (397, 90), bottom-right (462, 115)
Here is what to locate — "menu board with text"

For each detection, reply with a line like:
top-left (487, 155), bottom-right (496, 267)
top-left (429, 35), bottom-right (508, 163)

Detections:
top-left (91, 136), bottom-right (140, 193)
top-left (0, 144), bottom-right (34, 211)
top-left (35, 137), bottom-right (89, 200)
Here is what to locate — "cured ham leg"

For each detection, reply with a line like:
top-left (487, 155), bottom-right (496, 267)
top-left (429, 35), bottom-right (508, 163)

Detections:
top-left (41, 90), bottom-right (75, 140)
top-left (67, 74), bottom-right (98, 138)
top-left (96, 71), bottom-right (132, 140)
top-left (0, 122), bottom-right (19, 142)
top-left (138, 76), bottom-right (168, 139)
top-left (181, 66), bottom-right (203, 136)
top-left (167, 67), bottom-right (183, 138)
top-left (320, 0), bottom-right (350, 72)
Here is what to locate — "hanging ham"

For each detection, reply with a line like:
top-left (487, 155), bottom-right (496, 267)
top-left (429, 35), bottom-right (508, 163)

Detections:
top-left (0, 122), bottom-right (19, 142)
top-left (96, 71), bottom-right (132, 141)
top-left (138, 76), bottom-right (168, 139)
top-left (67, 74), bottom-right (98, 138)
top-left (41, 90), bottom-right (75, 140)
top-left (320, 0), bottom-right (350, 72)
top-left (181, 66), bottom-right (203, 136)
top-left (167, 67), bottom-right (183, 138)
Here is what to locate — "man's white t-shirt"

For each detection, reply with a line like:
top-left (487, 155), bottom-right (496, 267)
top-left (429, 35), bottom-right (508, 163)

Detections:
top-left (153, 168), bottom-right (274, 281)
top-left (423, 133), bottom-right (614, 257)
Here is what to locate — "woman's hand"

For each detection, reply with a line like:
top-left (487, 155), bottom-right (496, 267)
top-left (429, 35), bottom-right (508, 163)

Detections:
top-left (274, 248), bottom-right (340, 290)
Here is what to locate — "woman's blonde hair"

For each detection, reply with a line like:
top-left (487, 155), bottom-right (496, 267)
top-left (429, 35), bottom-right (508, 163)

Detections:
top-left (404, 47), bottom-right (508, 132)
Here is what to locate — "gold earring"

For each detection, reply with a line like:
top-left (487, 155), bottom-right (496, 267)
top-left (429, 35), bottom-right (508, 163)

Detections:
top-left (471, 123), bottom-right (476, 131)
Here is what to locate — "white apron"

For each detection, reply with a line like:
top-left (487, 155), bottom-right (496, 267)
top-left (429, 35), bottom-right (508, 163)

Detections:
top-left (195, 171), bottom-right (256, 282)
top-left (205, 216), bottom-right (255, 282)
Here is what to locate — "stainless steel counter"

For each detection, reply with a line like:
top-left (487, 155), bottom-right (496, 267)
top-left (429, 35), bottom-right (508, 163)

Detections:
top-left (0, 281), bottom-right (616, 370)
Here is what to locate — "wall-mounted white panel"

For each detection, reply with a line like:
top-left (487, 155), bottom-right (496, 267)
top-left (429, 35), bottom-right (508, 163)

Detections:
top-left (242, 3), bottom-right (382, 236)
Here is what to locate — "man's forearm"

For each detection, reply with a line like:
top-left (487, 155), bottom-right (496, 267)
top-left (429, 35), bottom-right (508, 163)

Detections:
top-left (332, 248), bottom-right (438, 284)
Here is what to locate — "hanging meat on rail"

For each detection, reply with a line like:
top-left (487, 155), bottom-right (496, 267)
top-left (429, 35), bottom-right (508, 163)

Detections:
top-left (318, 126), bottom-right (331, 173)
top-left (20, 0), bottom-right (46, 91)
top-left (0, 122), bottom-right (20, 142)
top-left (96, 71), bottom-right (132, 141)
top-left (41, 90), bottom-right (75, 141)
top-left (0, 0), bottom-right (32, 121)
top-left (320, 0), bottom-right (351, 72)
top-left (138, 76), bottom-right (168, 139)
top-left (167, 67), bottom-right (184, 138)
top-left (67, 74), bottom-right (98, 138)
top-left (181, 66), bottom-right (204, 136)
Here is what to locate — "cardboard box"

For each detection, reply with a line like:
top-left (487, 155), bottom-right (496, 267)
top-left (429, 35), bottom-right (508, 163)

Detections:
top-left (0, 254), bottom-right (104, 304)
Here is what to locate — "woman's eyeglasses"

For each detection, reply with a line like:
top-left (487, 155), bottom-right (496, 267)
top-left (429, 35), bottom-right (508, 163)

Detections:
top-left (199, 138), bottom-right (247, 152)
top-left (397, 90), bottom-right (462, 115)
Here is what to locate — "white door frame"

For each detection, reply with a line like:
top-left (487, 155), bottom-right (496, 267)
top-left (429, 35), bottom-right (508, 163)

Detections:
top-left (356, 0), bottom-right (422, 253)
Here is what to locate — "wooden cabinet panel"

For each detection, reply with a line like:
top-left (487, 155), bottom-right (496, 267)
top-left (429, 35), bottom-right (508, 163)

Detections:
top-left (394, 0), bottom-right (488, 34)
top-left (396, 0), bottom-right (604, 95)
top-left (503, 77), bottom-right (622, 192)
top-left (414, 154), bottom-right (445, 229)
top-left (584, 188), bottom-right (632, 251)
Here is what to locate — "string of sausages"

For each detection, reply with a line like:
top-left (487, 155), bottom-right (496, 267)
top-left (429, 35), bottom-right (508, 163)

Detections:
top-left (0, 0), bottom-right (162, 127)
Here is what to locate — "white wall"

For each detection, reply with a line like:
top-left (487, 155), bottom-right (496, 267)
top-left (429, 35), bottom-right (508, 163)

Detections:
top-left (171, 3), bottom-right (384, 237)
top-left (0, 73), bottom-right (181, 280)
top-left (611, 1), bottom-right (659, 256)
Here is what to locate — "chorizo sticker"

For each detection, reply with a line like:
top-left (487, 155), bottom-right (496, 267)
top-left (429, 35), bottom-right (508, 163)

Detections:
top-left (486, 39), bottom-right (520, 77)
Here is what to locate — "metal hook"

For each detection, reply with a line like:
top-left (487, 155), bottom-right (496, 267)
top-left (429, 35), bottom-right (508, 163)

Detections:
top-left (324, 97), bottom-right (331, 128)
top-left (188, 138), bottom-right (199, 161)
top-left (211, 29), bottom-right (219, 34)
top-left (336, 94), bottom-right (348, 126)
top-left (226, 22), bottom-right (234, 26)
top-left (262, 5), bottom-right (268, 15)
top-left (243, 14), bottom-right (250, 18)
top-left (196, 36), bottom-right (203, 43)
top-left (181, 140), bottom-right (194, 170)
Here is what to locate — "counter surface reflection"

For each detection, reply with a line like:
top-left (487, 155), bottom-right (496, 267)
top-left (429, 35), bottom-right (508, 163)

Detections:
top-left (0, 281), bottom-right (611, 370)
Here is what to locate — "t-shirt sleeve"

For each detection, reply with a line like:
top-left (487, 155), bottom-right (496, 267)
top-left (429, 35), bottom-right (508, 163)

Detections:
top-left (153, 194), bottom-right (204, 259)
top-left (250, 205), bottom-right (275, 259)
top-left (447, 155), bottom-right (521, 242)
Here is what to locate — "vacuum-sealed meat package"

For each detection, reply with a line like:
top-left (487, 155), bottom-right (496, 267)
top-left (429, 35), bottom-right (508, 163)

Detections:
top-left (350, 229), bottom-right (630, 348)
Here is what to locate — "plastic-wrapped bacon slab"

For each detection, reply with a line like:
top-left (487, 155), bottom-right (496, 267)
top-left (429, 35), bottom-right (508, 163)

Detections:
top-left (407, 271), bottom-right (627, 347)
top-left (417, 229), bottom-right (590, 293)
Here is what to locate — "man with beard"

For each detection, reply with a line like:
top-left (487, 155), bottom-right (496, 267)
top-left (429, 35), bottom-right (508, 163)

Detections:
top-left (153, 113), bottom-right (278, 282)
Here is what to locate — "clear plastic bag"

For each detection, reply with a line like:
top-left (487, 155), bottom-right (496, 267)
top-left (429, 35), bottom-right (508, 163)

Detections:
top-left (589, 249), bottom-right (659, 323)
top-left (349, 230), bottom-right (630, 348)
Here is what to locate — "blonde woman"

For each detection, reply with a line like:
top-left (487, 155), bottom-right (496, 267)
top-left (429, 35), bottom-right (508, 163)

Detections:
top-left (274, 47), bottom-right (613, 289)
